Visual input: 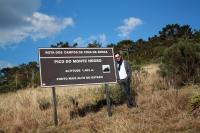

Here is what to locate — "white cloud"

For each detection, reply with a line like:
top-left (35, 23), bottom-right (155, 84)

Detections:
top-left (87, 35), bottom-right (97, 44)
top-left (0, 61), bottom-right (13, 69)
top-left (99, 34), bottom-right (107, 45)
top-left (26, 12), bottom-right (74, 41)
top-left (0, 0), bottom-right (74, 47)
top-left (117, 17), bottom-right (142, 38)
top-left (73, 34), bottom-right (107, 47)
top-left (0, 28), bottom-right (29, 47)
top-left (73, 37), bottom-right (85, 45)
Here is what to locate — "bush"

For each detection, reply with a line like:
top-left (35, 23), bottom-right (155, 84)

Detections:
top-left (91, 85), bottom-right (125, 105)
top-left (91, 86), bottom-right (105, 105)
top-left (131, 64), bottom-right (142, 71)
top-left (191, 95), bottom-right (200, 111)
top-left (160, 40), bottom-right (200, 86)
top-left (109, 85), bottom-right (125, 104)
top-left (0, 83), bottom-right (16, 93)
top-left (37, 97), bottom-right (51, 110)
top-left (191, 95), bottom-right (200, 116)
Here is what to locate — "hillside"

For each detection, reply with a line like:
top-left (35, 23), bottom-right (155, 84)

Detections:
top-left (0, 64), bottom-right (200, 133)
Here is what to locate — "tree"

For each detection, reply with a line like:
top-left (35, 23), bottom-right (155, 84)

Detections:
top-left (27, 61), bottom-right (39, 88)
top-left (114, 40), bottom-right (134, 61)
top-left (115, 40), bottom-right (134, 51)
top-left (0, 61), bottom-right (40, 93)
top-left (159, 24), bottom-right (193, 41)
top-left (106, 43), bottom-right (116, 48)
top-left (193, 30), bottom-right (200, 43)
top-left (51, 41), bottom-right (70, 48)
top-left (0, 67), bottom-right (10, 85)
top-left (72, 43), bottom-right (78, 48)
top-left (87, 40), bottom-right (102, 48)
top-left (51, 41), bottom-right (78, 48)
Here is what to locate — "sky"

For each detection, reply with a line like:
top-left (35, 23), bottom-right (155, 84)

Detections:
top-left (0, 0), bottom-right (200, 68)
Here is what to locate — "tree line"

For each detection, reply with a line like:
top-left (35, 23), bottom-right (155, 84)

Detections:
top-left (0, 23), bottom-right (200, 93)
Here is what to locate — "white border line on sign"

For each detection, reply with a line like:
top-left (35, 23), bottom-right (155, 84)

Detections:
top-left (40, 82), bottom-right (117, 88)
top-left (38, 48), bottom-right (44, 87)
top-left (40, 56), bottom-right (113, 58)
top-left (38, 47), bottom-right (117, 87)
top-left (39, 47), bottom-right (114, 49)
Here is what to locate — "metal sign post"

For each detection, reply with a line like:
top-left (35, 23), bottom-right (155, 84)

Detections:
top-left (52, 87), bottom-right (58, 126)
top-left (105, 84), bottom-right (112, 117)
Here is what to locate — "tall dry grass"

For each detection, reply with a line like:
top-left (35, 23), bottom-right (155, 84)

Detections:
top-left (0, 86), bottom-right (101, 132)
top-left (0, 64), bottom-right (199, 133)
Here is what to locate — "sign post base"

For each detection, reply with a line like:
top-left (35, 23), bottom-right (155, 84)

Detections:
top-left (52, 87), bottom-right (58, 126)
top-left (105, 84), bottom-right (112, 117)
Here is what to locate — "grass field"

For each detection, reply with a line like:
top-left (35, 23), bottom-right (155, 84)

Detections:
top-left (0, 64), bottom-right (200, 133)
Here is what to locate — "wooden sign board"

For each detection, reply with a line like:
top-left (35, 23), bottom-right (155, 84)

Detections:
top-left (39, 48), bottom-right (117, 87)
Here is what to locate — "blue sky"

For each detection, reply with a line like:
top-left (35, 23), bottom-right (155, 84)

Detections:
top-left (0, 0), bottom-right (200, 68)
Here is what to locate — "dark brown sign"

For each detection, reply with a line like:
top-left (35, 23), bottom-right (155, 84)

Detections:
top-left (39, 48), bottom-right (117, 87)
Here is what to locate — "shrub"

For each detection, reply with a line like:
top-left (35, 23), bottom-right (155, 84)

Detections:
top-left (191, 95), bottom-right (200, 111)
top-left (91, 85), bottom-right (125, 105)
top-left (67, 96), bottom-right (79, 119)
top-left (191, 94), bottom-right (200, 116)
top-left (109, 85), bottom-right (125, 104)
top-left (37, 97), bottom-right (51, 110)
top-left (68, 96), bottom-right (79, 108)
top-left (131, 64), bottom-right (142, 71)
top-left (0, 83), bottom-right (16, 93)
top-left (160, 40), bottom-right (200, 86)
top-left (91, 86), bottom-right (105, 105)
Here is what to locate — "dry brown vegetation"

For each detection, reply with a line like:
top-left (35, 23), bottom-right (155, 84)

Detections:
top-left (0, 64), bottom-right (200, 133)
